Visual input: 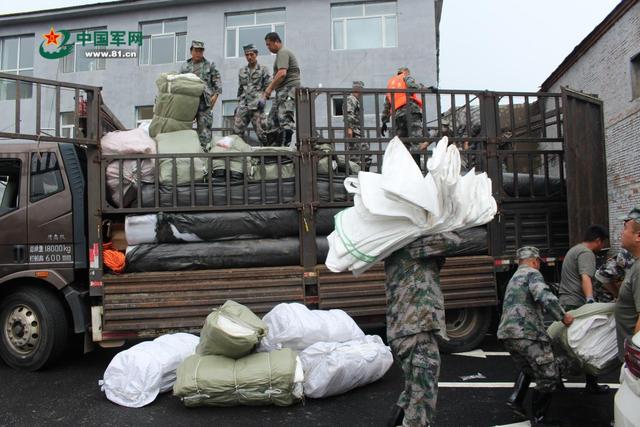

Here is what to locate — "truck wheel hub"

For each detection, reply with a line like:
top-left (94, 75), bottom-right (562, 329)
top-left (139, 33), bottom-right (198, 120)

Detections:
top-left (5, 305), bottom-right (40, 353)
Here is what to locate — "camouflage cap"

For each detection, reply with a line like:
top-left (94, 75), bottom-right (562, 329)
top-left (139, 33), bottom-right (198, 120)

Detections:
top-left (243, 43), bottom-right (258, 54)
top-left (190, 40), bottom-right (205, 49)
top-left (620, 206), bottom-right (640, 224)
top-left (516, 246), bottom-right (540, 260)
top-left (352, 80), bottom-right (364, 88)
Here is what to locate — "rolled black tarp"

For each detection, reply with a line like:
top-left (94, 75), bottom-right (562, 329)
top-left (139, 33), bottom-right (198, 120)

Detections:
top-left (126, 237), bottom-right (329, 272)
top-left (501, 172), bottom-right (562, 198)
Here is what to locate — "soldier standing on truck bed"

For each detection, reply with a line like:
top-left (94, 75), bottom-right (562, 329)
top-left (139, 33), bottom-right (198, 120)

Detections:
top-left (498, 246), bottom-right (573, 426)
top-left (262, 32), bottom-right (301, 147)
top-left (233, 44), bottom-right (271, 144)
top-left (344, 80), bottom-right (371, 169)
top-left (381, 67), bottom-right (424, 150)
top-left (558, 224), bottom-right (611, 394)
top-left (179, 40), bottom-right (222, 150)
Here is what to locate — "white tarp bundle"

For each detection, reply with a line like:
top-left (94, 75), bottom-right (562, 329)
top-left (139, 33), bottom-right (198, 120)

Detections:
top-left (547, 303), bottom-right (618, 376)
top-left (326, 136), bottom-right (497, 275)
top-left (99, 333), bottom-right (199, 408)
top-left (258, 303), bottom-right (365, 352)
top-left (103, 127), bottom-right (157, 208)
top-left (300, 335), bottom-right (393, 398)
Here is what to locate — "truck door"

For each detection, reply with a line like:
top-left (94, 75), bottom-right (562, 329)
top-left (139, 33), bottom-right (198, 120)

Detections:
top-left (26, 150), bottom-right (74, 270)
top-left (561, 88), bottom-right (609, 245)
top-left (0, 154), bottom-right (28, 277)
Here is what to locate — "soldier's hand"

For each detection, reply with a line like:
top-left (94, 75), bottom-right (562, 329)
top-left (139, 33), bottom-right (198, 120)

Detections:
top-left (347, 128), bottom-right (353, 138)
top-left (562, 313), bottom-right (574, 327)
top-left (380, 123), bottom-right (388, 136)
top-left (418, 141), bottom-right (429, 151)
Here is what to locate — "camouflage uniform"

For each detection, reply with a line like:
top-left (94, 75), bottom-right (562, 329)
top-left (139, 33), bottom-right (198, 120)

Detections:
top-left (233, 60), bottom-right (271, 143)
top-left (344, 81), bottom-right (371, 168)
top-left (384, 247), bottom-right (446, 427)
top-left (266, 46), bottom-right (300, 146)
top-left (382, 73), bottom-right (424, 149)
top-left (180, 53), bottom-right (222, 150)
top-left (594, 248), bottom-right (636, 302)
top-left (497, 247), bottom-right (566, 393)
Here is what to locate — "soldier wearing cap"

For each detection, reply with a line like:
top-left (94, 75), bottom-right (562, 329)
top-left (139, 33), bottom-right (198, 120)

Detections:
top-left (233, 44), bottom-right (271, 144)
top-left (344, 80), bottom-right (370, 168)
top-left (381, 67), bottom-right (424, 151)
top-left (497, 246), bottom-right (573, 425)
top-left (615, 206), bottom-right (640, 360)
top-left (594, 248), bottom-right (635, 302)
top-left (179, 40), bottom-right (222, 150)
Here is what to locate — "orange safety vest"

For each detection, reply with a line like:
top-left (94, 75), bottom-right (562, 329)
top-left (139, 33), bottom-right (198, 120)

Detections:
top-left (386, 74), bottom-right (423, 110)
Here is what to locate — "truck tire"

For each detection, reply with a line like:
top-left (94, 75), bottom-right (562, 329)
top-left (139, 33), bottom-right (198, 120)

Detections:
top-left (0, 287), bottom-right (69, 371)
top-left (438, 307), bottom-right (492, 354)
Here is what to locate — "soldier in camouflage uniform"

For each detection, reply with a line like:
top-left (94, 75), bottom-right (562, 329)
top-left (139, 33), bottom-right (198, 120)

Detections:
top-left (497, 246), bottom-right (574, 425)
top-left (344, 80), bottom-right (371, 169)
top-left (263, 32), bottom-right (301, 147)
top-left (381, 67), bottom-right (424, 151)
top-left (179, 40), bottom-right (222, 150)
top-left (594, 248), bottom-right (636, 302)
top-left (233, 44), bottom-right (271, 144)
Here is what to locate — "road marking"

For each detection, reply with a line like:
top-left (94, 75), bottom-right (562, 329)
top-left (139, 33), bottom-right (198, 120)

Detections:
top-left (439, 382), bottom-right (620, 389)
top-left (451, 350), bottom-right (510, 358)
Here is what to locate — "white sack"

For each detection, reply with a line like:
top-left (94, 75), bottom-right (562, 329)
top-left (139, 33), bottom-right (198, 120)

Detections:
top-left (106, 159), bottom-right (155, 208)
top-left (125, 214), bottom-right (158, 245)
top-left (99, 333), bottom-right (199, 408)
top-left (101, 128), bottom-right (157, 155)
top-left (258, 303), bottom-right (365, 352)
top-left (567, 314), bottom-right (617, 370)
top-left (300, 335), bottom-right (393, 398)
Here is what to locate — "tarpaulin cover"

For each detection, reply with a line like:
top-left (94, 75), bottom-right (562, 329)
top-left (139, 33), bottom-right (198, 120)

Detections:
top-left (136, 176), bottom-right (349, 207)
top-left (173, 349), bottom-right (303, 407)
top-left (125, 209), bottom-right (340, 245)
top-left (197, 300), bottom-right (267, 359)
top-left (501, 172), bottom-right (563, 197)
top-left (99, 333), bottom-right (199, 408)
top-left (156, 130), bottom-right (206, 185)
top-left (300, 335), bottom-right (393, 398)
top-left (125, 237), bottom-right (329, 272)
top-left (547, 303), bottom-right (619, 376)
top-left (258, 303), bottom-right (365, 352)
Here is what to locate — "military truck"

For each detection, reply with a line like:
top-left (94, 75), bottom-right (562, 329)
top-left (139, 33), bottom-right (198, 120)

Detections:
top-left (0, 72), bottom-right (607, 370)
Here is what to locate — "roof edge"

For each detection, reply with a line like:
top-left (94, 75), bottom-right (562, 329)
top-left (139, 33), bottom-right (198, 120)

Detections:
top-left (540, 0), bottom-right (638, 92)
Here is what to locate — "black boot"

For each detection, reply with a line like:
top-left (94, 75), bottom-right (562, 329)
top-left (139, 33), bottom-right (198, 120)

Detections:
top-left (386, 405), bottom-right (404, 427)
top-left (585, 374), bottom-right (610, 394)
top-left (507, 372), bottom-right (531, 418)
top-left (531, 390), bottom-right (558, 426)
top-left (281, 129), bottom-right (293, 147)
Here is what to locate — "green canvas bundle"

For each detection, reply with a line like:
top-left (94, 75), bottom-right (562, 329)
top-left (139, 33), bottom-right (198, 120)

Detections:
top-left (249, 147), bottom-right (296, 181)
top-left (156, 72), bottom-right (206, 97)
top-left (196, 300), bottom-right (267, 359)
top-left (156, 130), bottom-right (206, 185)
top-left (149, 73), bottom-right (204, 138)
top-left (173, 348), bottom-right (303, 407)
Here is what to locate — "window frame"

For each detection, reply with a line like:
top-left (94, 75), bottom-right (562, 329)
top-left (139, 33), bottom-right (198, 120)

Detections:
top-left (62, 28), bottom-right (107, 73)
top-left (0, 158), bottom-right (21, 216)
top-left (29, 152), bottom-right (65, 203)
top-left (139, 18), bottom-right (187, 66)
top-left (631, 52), bottom-right (640, 101)
top-left (331, 1), bottom-right (397, 51)
top-left (0, 34), bottom-right (35, 100)
top-left (330, 94), bottom-right (378, 118)
top-left (224, 9), bottom-right (286, 58)
top-left (135, 105), bottom-right (154, 127)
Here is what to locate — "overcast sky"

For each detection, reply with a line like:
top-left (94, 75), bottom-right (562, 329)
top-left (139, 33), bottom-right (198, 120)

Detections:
top-left (2, 0), bottom-right (622, 91)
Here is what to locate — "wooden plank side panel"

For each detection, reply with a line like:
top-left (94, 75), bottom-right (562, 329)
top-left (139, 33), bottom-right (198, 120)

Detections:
top-left (102, 266), bottom-right (305, 333)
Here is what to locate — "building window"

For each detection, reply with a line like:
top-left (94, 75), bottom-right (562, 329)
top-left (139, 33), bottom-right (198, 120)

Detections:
top-left (0, 159), bottom-right (21, 216)
top-left (139, 18), bottom-right (187, 65)
top-left (331, 1), bottom-right (397, 50)
top-left (136, 106), bottom-right (154, 126)
top-left (62, 29), bottom-right (107, 73)
top-left (632, 52), bottom-right (640, 101)
top-left (331, 94), bottom-right (377, 117)
top-left (225, 10), bottom-right (286, 58)
top-left (0, 34), bottom-right (35, 100)
top-left (59, 112), bottom-right (77, 138)
top-left (30, 152), bottom-right (64, 203)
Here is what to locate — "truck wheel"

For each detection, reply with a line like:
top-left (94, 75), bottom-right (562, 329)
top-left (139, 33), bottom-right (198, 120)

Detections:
top-left (0, 287), bottom-right (69, 371)
top-left (439, 307), bottom-right (492, 354)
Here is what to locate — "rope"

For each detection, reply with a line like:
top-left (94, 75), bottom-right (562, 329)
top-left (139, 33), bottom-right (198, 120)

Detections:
top-left (102, 242), bottom-right (125, 274)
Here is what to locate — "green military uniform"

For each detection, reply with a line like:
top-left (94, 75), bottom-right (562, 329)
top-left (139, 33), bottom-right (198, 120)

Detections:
top-left (179, 41), bottom-right (222, 150)
top-left (382, 68), bottom-right (424, 149)
top-left (233, 44), bottom-right (271, 143)
top-left (344, 81), bottom-right (370, 168)
top-left (384, 237), bottom-right (449, 426)
top-left (595, 248), bottom-right (635, 303)
top-left (497, 247), bottom-right (566, 393)
top-left (266, 46), bottom-right (300, 146)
